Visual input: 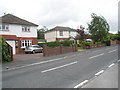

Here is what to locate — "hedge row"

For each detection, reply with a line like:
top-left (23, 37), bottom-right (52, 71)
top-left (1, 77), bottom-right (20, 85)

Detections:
top-left (38, 40), bottom-right (74, 47)
top-left (0, 37), bottom-right (12, 62)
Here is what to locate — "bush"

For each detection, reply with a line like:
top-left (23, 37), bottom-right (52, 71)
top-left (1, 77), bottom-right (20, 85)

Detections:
top-left (80, 41), bottom-right (94, 46)
top-left (38, 40), bottom-right (74, 47)
top-left (0, 37), bottom-right (12, 62)
top-left (47, 41), bottom-right (60, 47)
top-left (38, 43), bottom-right (47, 47)
top-left (60, 40), bottom-right (74, 47)
top-left (102, 39), bottom-right (110, 46)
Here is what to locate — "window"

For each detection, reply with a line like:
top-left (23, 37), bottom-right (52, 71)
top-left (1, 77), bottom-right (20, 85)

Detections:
top-left (1, 24), bottom-right (9, 31)
top-left (59, 31), bottom-right (63, 36)
top-left (22, 26), bottom-right (30, 32)
top-left (21, 40), bottom-right (32, 48)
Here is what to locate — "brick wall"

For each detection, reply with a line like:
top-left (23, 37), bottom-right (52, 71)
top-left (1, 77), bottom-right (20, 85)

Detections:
top-left (84, 44), bottom-right (106, 49)
top-left (43, 45), bottom-right (78, 56)
top-left (110, 40), bottom-right (118, 45)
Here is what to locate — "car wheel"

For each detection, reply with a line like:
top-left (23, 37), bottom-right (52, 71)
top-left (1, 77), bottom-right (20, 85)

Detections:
top-left (32, 50), bottom-right (35, 54)
top-left (25, 52), bottom-right (28, 54)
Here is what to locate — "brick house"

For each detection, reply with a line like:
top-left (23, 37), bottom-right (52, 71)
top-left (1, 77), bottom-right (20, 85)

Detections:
top-left (0, 14), bottom-right (38, 54)
top-left (45, 26), bottom-right (77, 42)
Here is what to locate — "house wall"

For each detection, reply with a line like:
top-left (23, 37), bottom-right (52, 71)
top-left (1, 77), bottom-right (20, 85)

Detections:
top-left (0, 24), bottom-right (37, 38)
top-left (0, 24), bottom-right (38, 54)
top-left (56, 30), bottom-right (77, 38)
top-left (45, 30), bottom-right (77, 42)
top-left (6, 40), bottom-right (16, 54)
top-left (45, 31), bottom-right (56, 42)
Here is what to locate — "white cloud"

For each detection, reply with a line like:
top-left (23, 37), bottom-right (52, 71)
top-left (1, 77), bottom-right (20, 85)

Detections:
top-left (0, 0), bottom-right (119, 33)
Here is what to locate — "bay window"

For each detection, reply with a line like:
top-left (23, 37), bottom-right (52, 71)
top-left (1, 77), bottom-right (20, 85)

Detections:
top-left (21, 40), bottom-right (32, 48)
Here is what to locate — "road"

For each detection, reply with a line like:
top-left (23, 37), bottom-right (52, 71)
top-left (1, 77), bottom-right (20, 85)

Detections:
top-left (2, 45), bottom-right (118, 88)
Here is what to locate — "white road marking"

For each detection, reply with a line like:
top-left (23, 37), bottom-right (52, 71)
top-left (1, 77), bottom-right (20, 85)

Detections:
top-left (108, 49), bottom-right (117, 53)
top-left (118, 60), bottom-right (120, 63)
top-left (41, 61), bottom-right (77, 73)
top-left (74, 80), bottom-right (89, 88)
top-left (4, 57), bottom-right (67, 71)
top-left (89, 53), bottom-right (104, 59)
top-left (108, 63), bottom-right (115, 68)
top-left (95, 70), bottom-right (104, 76)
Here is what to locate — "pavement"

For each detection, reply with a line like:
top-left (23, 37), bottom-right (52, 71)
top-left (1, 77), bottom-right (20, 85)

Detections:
top-left (2, 45), bottom-right (119, 88)
top-left (82, 62), bottom-right (118, 88)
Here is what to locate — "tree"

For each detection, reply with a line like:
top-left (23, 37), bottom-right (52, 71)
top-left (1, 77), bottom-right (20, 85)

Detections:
top-left (88, 13), bottom-right (109, 42)
top-left (117, 31), bottom-right (120, 40)
top-left (76, 25), bottom-right (86, 41)
top-left (37, 28), bottom-right (45, 39)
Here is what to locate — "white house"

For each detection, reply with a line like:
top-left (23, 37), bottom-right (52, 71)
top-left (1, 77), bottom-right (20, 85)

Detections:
top-left (45, 26), bottom-right (77, 42)
top-left (0, 14), bottom-right (38, 54)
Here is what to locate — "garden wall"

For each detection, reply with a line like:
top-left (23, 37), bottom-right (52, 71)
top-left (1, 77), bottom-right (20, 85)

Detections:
top-left (43, 45), bottom-right (78, 56)
top-left (84, 44), bottom-right (106, 49)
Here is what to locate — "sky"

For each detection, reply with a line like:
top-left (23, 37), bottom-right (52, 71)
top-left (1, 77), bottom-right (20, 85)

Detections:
top-left (0, 0), bottom-right (119, 33)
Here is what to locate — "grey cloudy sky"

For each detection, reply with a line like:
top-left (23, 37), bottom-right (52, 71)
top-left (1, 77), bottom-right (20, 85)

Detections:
top-left (0, 0), bottom-right (119, 33)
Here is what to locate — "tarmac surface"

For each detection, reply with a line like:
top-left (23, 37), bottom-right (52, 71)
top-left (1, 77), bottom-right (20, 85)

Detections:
top-left (82, 62), bottom-right (118, 88)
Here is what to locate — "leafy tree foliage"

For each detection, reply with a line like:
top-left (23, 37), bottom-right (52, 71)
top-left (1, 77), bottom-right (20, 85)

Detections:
top-left (88, 13), bottom-right (109, 42)
top-left (76, 25), bottom-right (88, 41)
top-left (37, 26), bottom-right (47, 39)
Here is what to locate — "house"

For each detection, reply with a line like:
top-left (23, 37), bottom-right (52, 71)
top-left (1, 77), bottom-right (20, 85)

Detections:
top-left (45, 26), bottom-right (77, 42)
top-left (0, 14), bottom-right (38, 54)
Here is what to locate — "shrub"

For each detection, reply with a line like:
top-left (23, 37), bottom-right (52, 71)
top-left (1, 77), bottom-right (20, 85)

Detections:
top-left (46, 41), bottom-right (60, 47)
top-left (102, 39), bottom-right (110, 46)
top-left (38, 40), bottom-right (74, 47)
top-left (60, 40), bottom-right (74, 47)
top-left (38, 43), bottom-right (47, 47)
top-left (80, 41), bottom-right (93, 46)
top-left (0, 37), bottom-right (12, 62)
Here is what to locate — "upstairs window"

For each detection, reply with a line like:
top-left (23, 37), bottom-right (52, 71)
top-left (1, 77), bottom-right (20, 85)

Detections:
top-left (59, 31), bottom-right (63, 36)
top-left (22, 26), bottom-right (30, 32)
top-left (0, 24), bottom-right (9, 31)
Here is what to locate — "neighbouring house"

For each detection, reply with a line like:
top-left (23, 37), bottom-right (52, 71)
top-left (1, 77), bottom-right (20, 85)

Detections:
top-left (0, 14), bottom-right (38, 54)
top-left (45, 26), bottom-right (77, 42)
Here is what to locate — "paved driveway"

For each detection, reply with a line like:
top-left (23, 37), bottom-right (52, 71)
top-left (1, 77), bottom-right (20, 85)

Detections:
top-left (13, 53), bottom-right (43, 61)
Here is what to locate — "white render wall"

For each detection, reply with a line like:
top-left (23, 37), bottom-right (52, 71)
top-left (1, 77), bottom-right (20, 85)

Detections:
top-left (45, 31), bottom-right (56, 42)
top-left (45, 30), bottom-right (77, 42)
top-left (6, 40), bottom-right (16, 54)
top-left (56, 30), bottom-right (77, 38)
top-left (0, 24), bottom-right (37, 37)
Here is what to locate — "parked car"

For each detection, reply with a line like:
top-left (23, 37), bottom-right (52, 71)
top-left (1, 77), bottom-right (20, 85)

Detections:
top-left (25, 45), bottom-right (43, 54)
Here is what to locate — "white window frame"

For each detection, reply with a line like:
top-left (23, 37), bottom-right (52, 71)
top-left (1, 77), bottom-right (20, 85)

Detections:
top-left (0, 24), bottom-right (9, 31)
top-left (21, 40), bottom-right (32, 48)
top-left (22, 26), bottom-right (30, 32)
top-left (59, 31), bottom-right (63, 36)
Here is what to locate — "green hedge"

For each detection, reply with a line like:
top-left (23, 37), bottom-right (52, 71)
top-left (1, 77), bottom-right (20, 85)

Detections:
top-left (0, 37), bottom-right (12, 62)
top-left (38, 40), bottom-right (74, 47)
top-left (79, 41), bottom-right (94, 46)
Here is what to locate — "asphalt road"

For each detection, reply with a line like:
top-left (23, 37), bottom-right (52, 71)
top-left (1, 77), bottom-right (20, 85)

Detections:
top-left (2, 45), bottom-right (118, 88)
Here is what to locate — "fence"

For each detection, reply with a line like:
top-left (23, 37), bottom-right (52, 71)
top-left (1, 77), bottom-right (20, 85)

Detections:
top-left (43, 45), bottom-right (78, 56)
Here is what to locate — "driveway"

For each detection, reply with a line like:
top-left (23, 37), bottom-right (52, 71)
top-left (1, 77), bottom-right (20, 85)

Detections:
top-left (13, 53), bottom-right (43, 61)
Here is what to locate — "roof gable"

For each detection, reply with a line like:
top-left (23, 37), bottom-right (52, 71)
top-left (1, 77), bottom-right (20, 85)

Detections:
top-left (45, 26), bottom-right (76, 33)
top-left (1, 14), bottom-right (38, 26)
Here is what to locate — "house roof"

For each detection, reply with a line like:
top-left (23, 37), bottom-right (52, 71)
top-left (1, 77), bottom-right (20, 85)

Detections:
top-left (45, 26), bottom-right (76, 33)
top-left (1, 14), bottom-right (38, 26)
